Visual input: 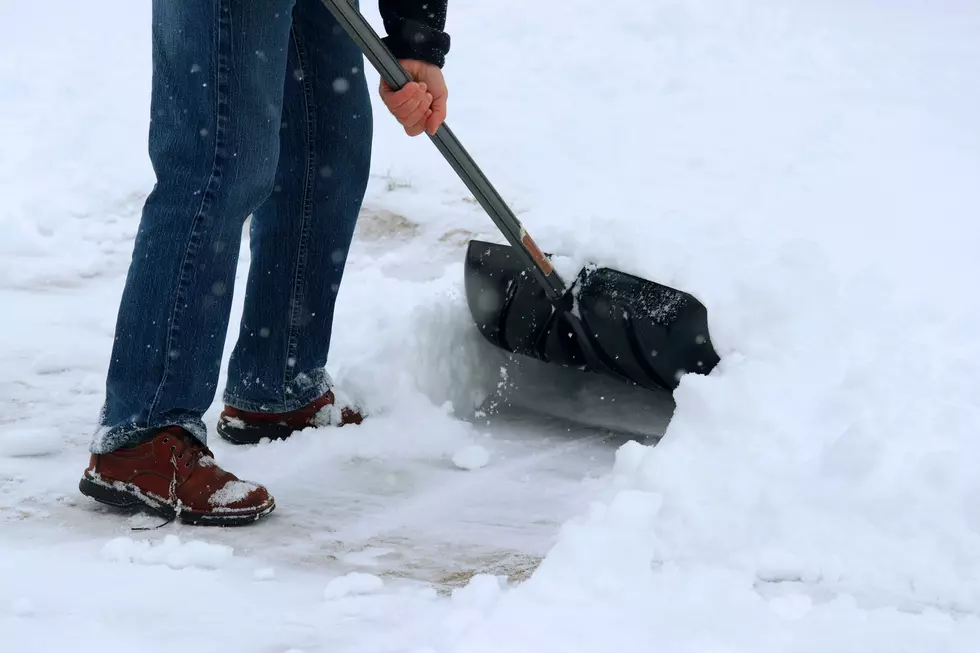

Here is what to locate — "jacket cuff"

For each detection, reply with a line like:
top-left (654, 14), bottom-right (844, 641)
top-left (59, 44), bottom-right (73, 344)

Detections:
top-left (382, 17), bottom-right (451, 68)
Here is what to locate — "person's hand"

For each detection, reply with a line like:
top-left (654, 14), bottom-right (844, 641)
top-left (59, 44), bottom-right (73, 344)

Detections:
top-left (379, 59), bottom-right (448, 137)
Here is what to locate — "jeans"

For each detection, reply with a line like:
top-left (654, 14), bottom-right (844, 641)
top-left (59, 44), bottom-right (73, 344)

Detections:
top-left (92, 0), bottom-right (373, 453)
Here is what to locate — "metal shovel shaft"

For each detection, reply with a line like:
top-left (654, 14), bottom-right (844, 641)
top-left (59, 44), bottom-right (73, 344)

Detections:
top-left (321, 0), bottom-right (568, 302)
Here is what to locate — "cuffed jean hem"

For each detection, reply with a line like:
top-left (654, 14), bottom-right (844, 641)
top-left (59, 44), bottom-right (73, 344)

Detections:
top-left (222, 366), bottom-right (332, 413)
top-left (90, 414), bottom-right (209, 454)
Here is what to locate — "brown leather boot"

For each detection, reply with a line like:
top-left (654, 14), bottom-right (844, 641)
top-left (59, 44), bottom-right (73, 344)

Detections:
top-left (79, 427), bottom-right (275, 526)
top-left (216, 390), bottom-right (363, 445)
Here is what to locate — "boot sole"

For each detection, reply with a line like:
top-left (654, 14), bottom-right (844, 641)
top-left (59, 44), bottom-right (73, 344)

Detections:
top-left (216, 409), bottom-right (364, 446)
top-left (78, 473), bottom-right (275, 527)
top-left (216, 419), bottom-right (298, 446)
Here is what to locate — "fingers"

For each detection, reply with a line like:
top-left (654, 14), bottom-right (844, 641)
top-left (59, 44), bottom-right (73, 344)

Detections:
top-left (425, 92), bottom-right (447, 135)
top-left (395, 84), bottom-right (432, 135)
top-left (380, 79), bottom-right (433, 137)
top-left (381, 80), bottom-right (422, 114)
top-left (380, 60), bottom-right (449, 137)
top-left (404, 106), bottom-right (433, 137)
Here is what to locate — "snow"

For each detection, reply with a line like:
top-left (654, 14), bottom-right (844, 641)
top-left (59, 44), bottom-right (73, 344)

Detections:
top-left (323, 572), bottom-right (385, 600)
top-left (208, 480), bottom-right (260, 507)
top-left (11, 598), bottom-right (35, 618)
top-left (3, 0), bottom-right (980, 651)
top-left (452, 444), bottom-right (490, 470)
top-left (342, 546), bottom-right (397, 567)
top-left (253, 566), bottom-right (277, 581)
top-left (101, 535), bottom-right (234, 570)
top-left (0, 428), bottom-right (62, 458)
top-left (450, 574), bottom-right (505, 611)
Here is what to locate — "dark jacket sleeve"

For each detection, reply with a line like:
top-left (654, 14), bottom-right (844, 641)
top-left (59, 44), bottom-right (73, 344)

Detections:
top-left (378, 0), bottom-right (450, 68)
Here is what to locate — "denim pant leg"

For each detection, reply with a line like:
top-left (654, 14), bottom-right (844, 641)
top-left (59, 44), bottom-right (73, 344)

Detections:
top-left (223, 0), bottom-right (373, 412)
top-left (92, 0), bottom-right (298, 453)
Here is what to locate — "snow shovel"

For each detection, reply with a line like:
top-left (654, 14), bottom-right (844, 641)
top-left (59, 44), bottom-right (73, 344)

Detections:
top-left (324, 0), bottom-right (720, 391)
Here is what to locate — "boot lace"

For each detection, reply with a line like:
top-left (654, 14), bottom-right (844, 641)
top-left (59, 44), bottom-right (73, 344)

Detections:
top-left (131, 430), bottom-right (213, 532)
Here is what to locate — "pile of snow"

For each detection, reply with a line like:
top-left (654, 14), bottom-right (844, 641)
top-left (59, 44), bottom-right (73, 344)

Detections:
top-left (252, 567), bottom-right (276, 581)
top-left (217, 397), bottom-right (481, 472)
top-left (0, 1), bottom-right (152, 290)
top-left (423, 0), bottom-right (980, 647)
top-left (452, 445), bottom-right (490, 470)
top-left (323, 572), bottom-right (385, 600)
top-left (10, 598), bottom-right (35, 618)
top-left (433, 498), bottom-right (980, 653)
top-left (101, 535), bottom-right (234, 570)
top-left (450, 574), bottom-right (505, 612)
top-left (0, 428), bottom-right (61, 458)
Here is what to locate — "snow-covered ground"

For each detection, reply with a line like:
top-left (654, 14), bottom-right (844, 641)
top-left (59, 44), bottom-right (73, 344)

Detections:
top-left (3, 0), bottom-right (980, 651)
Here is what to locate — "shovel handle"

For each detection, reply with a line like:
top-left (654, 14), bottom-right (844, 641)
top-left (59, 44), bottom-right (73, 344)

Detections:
top-left (321, 0), bottom-right (568, 302)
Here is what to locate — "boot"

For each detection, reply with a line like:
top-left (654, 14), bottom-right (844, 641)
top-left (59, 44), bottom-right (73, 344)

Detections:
top-left (216, 390), bottom-right (363, 445)
top-left (79, 427), bottom-right (275, 526)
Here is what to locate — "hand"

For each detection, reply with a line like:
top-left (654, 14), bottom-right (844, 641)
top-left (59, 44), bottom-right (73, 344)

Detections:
top-left (379, 59), bottom-right (448, 137)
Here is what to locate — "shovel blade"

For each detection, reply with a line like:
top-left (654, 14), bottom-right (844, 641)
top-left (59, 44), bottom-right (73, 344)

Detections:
top-left (464, 240), bottom-right (720, 391)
